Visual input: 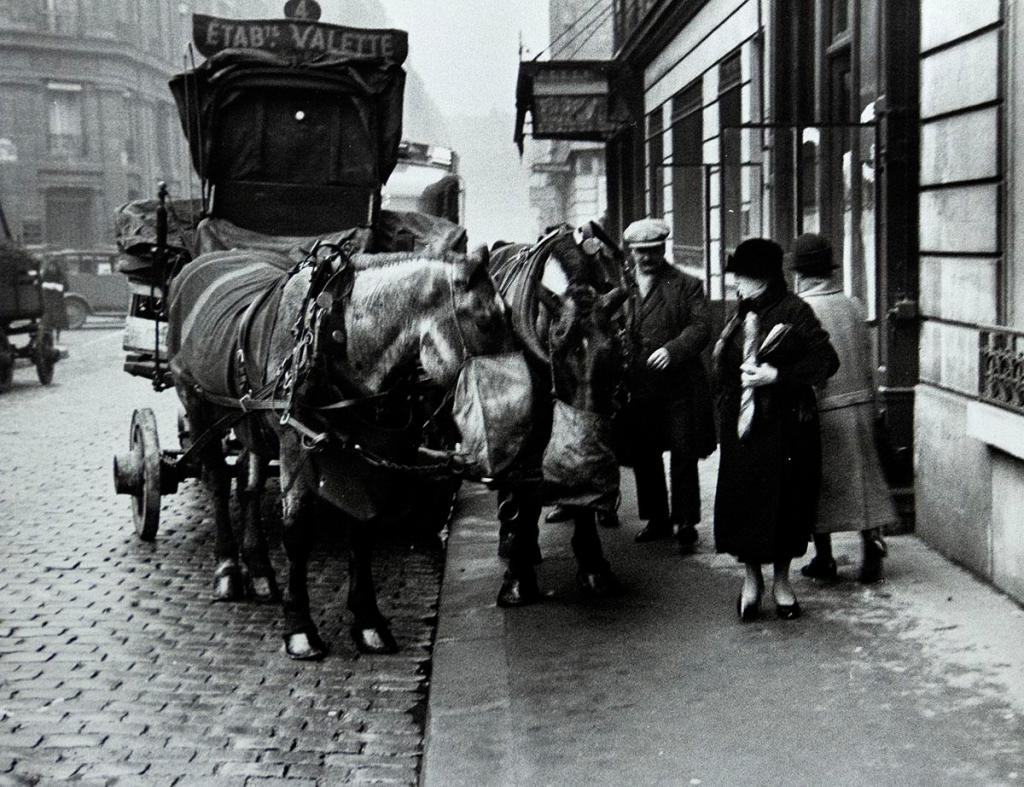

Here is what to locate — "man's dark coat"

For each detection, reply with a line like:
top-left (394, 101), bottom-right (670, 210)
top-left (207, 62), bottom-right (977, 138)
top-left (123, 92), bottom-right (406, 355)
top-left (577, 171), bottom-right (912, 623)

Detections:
top-left (622, 264), bottom-right (717, 463)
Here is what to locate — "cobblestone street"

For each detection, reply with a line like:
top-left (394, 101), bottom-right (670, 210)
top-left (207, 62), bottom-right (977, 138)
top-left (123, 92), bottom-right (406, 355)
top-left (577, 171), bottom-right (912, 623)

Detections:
top-left (0, 326), bottom-right (444, 785)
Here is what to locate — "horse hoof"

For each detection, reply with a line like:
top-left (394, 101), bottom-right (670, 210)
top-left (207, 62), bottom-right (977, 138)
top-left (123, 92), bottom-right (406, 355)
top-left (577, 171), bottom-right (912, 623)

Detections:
top-left (351, 625), bottom-right (399, 654)
top-left (577, 569), bottom-right (623, 598)
top-left (496, 573), bottom-right (541, 607)
top-left (248, 575), bottom-right (280, 603)
top-left (283, 629), bottom-right (329, 661)
top-left (212, 561), bottom-right (246, 602)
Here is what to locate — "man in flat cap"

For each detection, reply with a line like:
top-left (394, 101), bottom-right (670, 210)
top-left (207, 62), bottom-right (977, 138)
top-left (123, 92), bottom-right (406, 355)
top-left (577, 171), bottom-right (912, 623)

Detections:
top-left (620, 218), bottom-right (717, 552)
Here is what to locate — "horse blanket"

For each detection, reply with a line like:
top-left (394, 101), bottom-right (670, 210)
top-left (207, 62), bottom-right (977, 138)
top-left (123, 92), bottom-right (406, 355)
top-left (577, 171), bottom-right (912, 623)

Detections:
top-left (168, 250), bottom-right (293, 399)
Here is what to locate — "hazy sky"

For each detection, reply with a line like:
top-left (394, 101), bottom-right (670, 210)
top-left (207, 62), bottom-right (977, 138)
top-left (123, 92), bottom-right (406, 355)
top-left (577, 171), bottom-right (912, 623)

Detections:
top-left (376, 1), bottom-right (550, 118)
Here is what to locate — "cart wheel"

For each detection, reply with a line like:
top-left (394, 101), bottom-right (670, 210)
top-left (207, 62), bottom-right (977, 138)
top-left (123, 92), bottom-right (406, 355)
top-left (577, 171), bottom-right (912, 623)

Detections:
top-left (113, 408), bottom-right (162, 541)
top-left (34, 329), bottom-right (56, 386)
top-left (0, 328), bottom-right (13, 394)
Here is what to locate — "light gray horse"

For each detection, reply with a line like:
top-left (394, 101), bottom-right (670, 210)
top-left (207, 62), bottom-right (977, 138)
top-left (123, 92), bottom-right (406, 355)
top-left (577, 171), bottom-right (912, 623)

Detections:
top-left (168, 245), bottom-right (510, 659)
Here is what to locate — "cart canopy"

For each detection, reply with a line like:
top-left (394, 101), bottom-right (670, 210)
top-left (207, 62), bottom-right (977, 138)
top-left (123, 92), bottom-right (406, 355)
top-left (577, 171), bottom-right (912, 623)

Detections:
top-left (169, 15), bottom-right (409, 235)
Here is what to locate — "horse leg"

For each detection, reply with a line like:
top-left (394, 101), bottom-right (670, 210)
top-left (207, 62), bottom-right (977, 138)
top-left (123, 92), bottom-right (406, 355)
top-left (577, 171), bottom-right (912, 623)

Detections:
top-left (237, 451), bottom-right (279, 603)
top-left (279, 438), bottom-right (327, 661)
top-left (572, 508), bottom-right (622, 598)
top-left (496, 486), bottom-right (543, 607)
top-left (205, 430), bottom-right (245, 602)
top-left (347, 522), bottom-right (398, 654)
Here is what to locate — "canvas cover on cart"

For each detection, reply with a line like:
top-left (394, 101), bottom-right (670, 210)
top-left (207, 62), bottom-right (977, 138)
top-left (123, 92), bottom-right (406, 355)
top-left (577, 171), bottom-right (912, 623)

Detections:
top-left (114, 198), bottom-right (204, 260)
top-left (167, 250), bottom-right (292, 398)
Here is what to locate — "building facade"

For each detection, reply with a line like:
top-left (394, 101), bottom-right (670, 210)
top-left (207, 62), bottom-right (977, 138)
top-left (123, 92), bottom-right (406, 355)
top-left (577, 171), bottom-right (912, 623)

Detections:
top-left (517, 0), bottom-right (1024, 604)
top-left (0, 0), bottom-right (268, 248)
top-left (915, 0), bottom-right (1024, 602)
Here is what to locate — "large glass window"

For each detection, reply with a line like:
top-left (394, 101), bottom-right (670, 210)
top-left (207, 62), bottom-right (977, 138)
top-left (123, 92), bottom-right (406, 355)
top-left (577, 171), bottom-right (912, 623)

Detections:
top-left (670, 81), bottom-right (703, 268)
top-left (647, 109), bottom-right (664, 217)
top-left (47, 83), bottom-right (84, 158)
top-left (719, 53), bottom-right (743, 253)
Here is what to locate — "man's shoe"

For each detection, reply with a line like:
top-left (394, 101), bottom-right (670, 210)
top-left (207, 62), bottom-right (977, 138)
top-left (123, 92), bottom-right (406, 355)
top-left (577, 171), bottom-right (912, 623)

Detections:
top-left (675, 523), bottom-right (699, 551)
top-left (544, 505), bottom-right (572, 524)
top-left (597, 512), bottom-right (620, 529)
top-left (634, 520), bottom-right (671, 542)
top-left (801, 556), bottom-right (838, 582)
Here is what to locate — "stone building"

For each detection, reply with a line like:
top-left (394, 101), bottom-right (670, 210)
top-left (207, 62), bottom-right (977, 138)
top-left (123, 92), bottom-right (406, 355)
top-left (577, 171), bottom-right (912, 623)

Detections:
top-left (515, 0), bottom-right (1024, 605)
top-left (526, 0), bottom-right (614, 235)
top-left (914, 1), bottom-right (1024, 603)
top-left (0, 0), bottom-right (265, 248)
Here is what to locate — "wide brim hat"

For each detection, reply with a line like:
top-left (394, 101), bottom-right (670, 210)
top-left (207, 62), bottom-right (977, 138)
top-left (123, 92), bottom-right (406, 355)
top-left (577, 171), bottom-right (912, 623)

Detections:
top-left (725, 238), bottom-right (784, 279)
top-left (789, 232), bottom-right (838, 275)
top-left (623, 217), bottom-right (670, 249)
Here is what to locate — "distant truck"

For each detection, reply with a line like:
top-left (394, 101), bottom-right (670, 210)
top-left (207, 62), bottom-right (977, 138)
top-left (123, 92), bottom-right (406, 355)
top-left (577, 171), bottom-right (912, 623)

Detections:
top-left (382, 140), bottom-right (463, 224)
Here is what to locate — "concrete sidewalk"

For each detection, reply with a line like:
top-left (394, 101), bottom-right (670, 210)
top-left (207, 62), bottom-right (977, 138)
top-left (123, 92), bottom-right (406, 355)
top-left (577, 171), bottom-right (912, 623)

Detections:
top-left (422, 454), bottom-right (1024, 786)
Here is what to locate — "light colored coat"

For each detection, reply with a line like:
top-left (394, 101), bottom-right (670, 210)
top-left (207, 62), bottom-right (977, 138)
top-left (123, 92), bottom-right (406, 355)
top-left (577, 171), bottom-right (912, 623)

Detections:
top-left (800, 282), bottom-right (897, 533)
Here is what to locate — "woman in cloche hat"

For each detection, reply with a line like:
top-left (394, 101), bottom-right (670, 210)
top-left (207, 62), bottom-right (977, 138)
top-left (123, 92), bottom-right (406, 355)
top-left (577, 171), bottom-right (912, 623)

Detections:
top-left (791, 232), bottom-right (896, 584)
top-left (712, 238), bottom-right (839, 621)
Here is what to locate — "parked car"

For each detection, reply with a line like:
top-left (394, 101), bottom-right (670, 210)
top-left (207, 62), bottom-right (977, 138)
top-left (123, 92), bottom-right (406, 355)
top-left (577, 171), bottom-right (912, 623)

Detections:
top-left (35, 248), bottom-right (129, 329)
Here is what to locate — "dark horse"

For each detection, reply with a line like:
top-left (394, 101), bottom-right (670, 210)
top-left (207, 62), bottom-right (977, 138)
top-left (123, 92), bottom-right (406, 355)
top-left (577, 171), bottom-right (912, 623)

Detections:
top-left (489, 227), bottom-right (633, 605)
top-left (167, 244), bottom-right (511, 659)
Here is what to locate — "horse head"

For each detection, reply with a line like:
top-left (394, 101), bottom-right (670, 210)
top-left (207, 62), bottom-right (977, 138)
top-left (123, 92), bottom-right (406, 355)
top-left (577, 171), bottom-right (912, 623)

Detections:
top-left (417, 245), bottom-right (511, 389)
top-left (537, 233), bottom-right (629, 417)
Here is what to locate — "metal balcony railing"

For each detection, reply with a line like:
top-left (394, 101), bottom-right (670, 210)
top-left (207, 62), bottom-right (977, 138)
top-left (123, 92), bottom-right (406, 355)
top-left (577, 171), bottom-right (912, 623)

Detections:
top-left (613, 0), bottom-right (661, 51)
top-left (979, 327), bottom-right (1024, 415)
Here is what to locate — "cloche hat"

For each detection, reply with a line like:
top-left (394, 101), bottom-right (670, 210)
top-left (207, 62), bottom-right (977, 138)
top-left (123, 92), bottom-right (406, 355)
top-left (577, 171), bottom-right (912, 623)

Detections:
top-left (623, 217), bottom-right (670, 248)
top-left (789, 232), bottom-right (838, 276)
top-left (725, 237), bottom-right (784, 280)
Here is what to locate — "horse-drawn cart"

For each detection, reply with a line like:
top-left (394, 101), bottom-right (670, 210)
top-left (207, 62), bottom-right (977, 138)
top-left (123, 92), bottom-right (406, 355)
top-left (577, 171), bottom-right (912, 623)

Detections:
top-left (0, 240), bottom-right (61, 392)
top-left (114, 6), bottom-right (442, 531)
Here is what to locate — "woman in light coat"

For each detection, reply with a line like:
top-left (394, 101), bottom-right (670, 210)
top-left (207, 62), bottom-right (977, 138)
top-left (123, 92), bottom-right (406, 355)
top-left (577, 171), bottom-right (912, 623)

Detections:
top-left (791, 233), bottom-right (897, 583)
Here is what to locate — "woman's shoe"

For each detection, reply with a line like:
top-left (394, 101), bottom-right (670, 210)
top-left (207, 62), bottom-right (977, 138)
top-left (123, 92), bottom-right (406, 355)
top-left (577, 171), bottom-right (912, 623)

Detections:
top-left (775, 600), bottom-right (802, 620)
top-left (736, 593), bottom-right (761, 622)
top-left (801, 556), bottom-right (838, 581)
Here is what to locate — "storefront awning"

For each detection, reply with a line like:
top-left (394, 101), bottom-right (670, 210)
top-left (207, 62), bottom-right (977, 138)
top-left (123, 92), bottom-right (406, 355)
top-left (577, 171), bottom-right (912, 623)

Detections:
top-left (514, 60), bottom-right (631, 153)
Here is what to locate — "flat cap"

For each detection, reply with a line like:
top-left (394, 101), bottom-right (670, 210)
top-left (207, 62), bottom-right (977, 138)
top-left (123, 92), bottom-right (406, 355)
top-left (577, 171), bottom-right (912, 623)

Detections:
top-left (623, 217), bottom-right (670, 248)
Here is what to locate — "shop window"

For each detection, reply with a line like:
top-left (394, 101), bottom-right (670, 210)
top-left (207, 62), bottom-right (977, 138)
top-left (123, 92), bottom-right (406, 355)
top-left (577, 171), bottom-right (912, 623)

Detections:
top-left (719, 53), bottom-right (743, 253)
top-left (671, 81), bottom-right (703, 267)
top-left (647, 109), bottom-right (664, 217)
top-left (47, 83), bottom-right (85, 158)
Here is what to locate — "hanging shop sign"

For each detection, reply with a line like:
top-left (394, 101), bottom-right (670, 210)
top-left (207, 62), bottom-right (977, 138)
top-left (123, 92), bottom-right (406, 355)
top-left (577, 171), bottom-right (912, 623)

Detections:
top-left (192, 13), bottom-right (408, 63)
top-left (514, 61), bottom-right (629, 152)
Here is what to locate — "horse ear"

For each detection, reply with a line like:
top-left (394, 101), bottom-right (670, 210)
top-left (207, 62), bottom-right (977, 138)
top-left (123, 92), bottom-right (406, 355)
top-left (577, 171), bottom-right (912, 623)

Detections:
top-left (537, 285), bottom-right (563, 317)
top-left (470, 244), bottom-right (490, 268)
top-left (598, 286), bottom-right (628, 320)
top-left (458, 245), bottom-right (491, 289)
